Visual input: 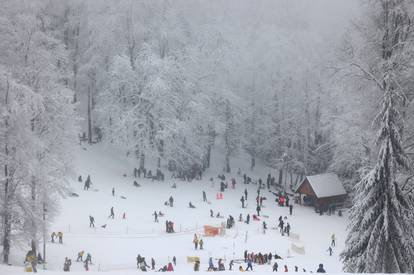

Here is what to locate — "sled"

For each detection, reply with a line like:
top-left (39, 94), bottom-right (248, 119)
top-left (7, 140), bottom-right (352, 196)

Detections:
top-left (204, 225), bottom-right (220, 236)
top-left (24, 263), bottom-right (33, 272)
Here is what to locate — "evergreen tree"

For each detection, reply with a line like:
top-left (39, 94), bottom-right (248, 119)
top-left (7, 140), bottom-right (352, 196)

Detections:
top-left (341, 1), bottom-right (414, 272)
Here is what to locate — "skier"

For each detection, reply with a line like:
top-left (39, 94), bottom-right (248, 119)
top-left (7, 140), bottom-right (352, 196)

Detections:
top-left (199, 238), bottom-right (204, 250)
top-left (51, 232), bottom-right (56, 243)
top-left (229, 260), bottom-right (234, 270)
top-left (263, 221), bottom-right (267, 234)
top-left (89, 215), bottom-right (95, 228)
top-left (286, 196), bottom-right (290, 207)
top-left (210, 209), bottom-right (214, 217)
top-left (193, 234), bottom-right (199, 249)
top-left (327, 246), bottom-right (333, 256)
top-left (58, 231), bottom-right (63, 243)
top-left (331, 234), bottom-right (336, 247)
top-left (256, 204), bottom-right (261, 216)
top-left (245, 214), bottom-right (250, 224)
top-left (272, 262), bottom-right (278, 272)
top-left (76, 251), bottom-right (84, 262)
top-left (151, 258), bottom-right (155, 270)
top-left (112, 187), bottom-right (115, 196)
top-left (84, 175), bottom-right (91, 190)
top-left (173, 256), bottom-right (177, 266)
top-left (244, 188), bottom-right (248, 200)
top-left (203, 191), bottom-right (207, 202)
top-left (289, 204), bottom-right (293, 215)
top-left (286, 223), bottom-right (291, 236)
top-left (284, 265), bottom-right (288, 272)
top-left (243, 174), bottom-right (247, 184)
top-left (295, 266), bottom-right (299, 272)
top-left (109, 207), bottom-right (115, 219)
top-left (154, 211), bottom-right (158, 222)
top-left (241, 196), bottom-right (245, 208)
top-left (169, 196), bottom-right (174, 207)
top-left (208, 257), bottom-right (215, 271)
top-left (246, 259), bottom-right (253, 271)
top-left (317, 264), bottom-right (326, 273)
top-left (239, 213), bottom-right (243, 222)
top-left (85, 253), bottom-right (92, 264)
top-left (218, 259), bottom-right (225, 271)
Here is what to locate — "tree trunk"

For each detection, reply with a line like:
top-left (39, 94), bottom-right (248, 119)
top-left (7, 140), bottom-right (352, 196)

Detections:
top-left (3, 78), bottom-right (11, 264)
top-left (139, 153), bottom-right (145, 170)
top-left (87, 86), bottom-right (92, 144)
top-left (206, 145), bottom-right (211, 168)
top-left (225, 153), bottom-right (231, 173)
top-left (278, 169), bottom-right (283, 187)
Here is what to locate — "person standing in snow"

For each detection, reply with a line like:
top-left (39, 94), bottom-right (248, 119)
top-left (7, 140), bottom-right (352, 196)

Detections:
top-left (199, 238), bottom-right (204, 249)
top-left (317, 264), bottom-right (326, 273)
top-left (210, 209), bottom-right (214, 217)
top-left (246, 259), bottom-right (253, 271)
top-left (208, 257), bottom-right (215, 271)
top-left (244, 188), bottom-right (248, 200)
top-left (84, 175), bottom-right (91, 190)
top-left (256, 204), bottom-right (261, 216)
top-left (194, 259), bottom-right (200, 271)
top-left (109, 207), bottom-right (115, 219)
top-left (272, 262), bottom-right (278, 272)
top-left (154, 211), bottom-right (158, 222)
top-left (167, 262), bottom-right (174, 271)
top-left (169, 196), bottom-right (174, 207)
top-left (229, 260), bottom-right (234, 270)
top-left (286, 223), bottom-right (291, 236)
top-left (289, 204), bottom-right (293, 215)
top-left (327, 246), bottom-right (333, 256)
top-left (245, 214), bottom-right (250, 224)
top-left (203, 191), bottom-right (207, 202)
top-left (89, 215), bottom-right (95, 228)
top-left (76, 251), bottom-right (84, 262)
top-left (173, 256), bottom-right (176, 266)
top-left (331, 233), bottom-right (336, 247)
top-left (193, 234), bottom-right (199, 249)
top-left (58, 232), bottom-right (63, 243)
top-left (51, 232), bottom-right (56, 243)
top-left (151, 258), bottom-right (155, 270)
top-left (241, 196), bottom-right (245, 208)
top-left (85, 253), bottom-right (92, 264)
top-left (112, 187), bottom-right (115, 196)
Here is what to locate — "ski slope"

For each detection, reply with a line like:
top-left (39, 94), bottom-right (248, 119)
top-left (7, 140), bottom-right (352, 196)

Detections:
top-left (2, 143), bottom-right (348, 274)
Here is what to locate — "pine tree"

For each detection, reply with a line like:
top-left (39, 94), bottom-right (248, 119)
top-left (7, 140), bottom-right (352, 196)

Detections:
top-left (341, 1), bottom-right (414, 272)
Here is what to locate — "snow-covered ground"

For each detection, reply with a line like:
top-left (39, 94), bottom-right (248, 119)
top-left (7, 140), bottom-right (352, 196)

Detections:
top-left (2, 144), bottom-right (348, 274)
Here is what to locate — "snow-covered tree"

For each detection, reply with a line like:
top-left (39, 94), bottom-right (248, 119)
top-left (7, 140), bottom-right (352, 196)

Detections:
top-left (341, 0), bottom-right (414, 272)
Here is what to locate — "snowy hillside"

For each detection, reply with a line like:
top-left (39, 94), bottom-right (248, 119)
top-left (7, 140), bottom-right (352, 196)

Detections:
top-left (4, 144), bottom-right (347, 274)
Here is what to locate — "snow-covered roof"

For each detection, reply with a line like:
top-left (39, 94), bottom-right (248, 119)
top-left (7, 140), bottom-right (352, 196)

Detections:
top-left (297, 173), bottom-right (347, 198)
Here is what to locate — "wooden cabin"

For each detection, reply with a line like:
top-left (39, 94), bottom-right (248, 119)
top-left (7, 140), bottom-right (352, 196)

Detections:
top-left (295, 173), bottom-right (347, 209)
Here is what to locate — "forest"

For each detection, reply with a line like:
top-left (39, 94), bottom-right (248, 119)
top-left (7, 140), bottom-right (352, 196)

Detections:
top-left (1, 0), bottom-right (414, 273)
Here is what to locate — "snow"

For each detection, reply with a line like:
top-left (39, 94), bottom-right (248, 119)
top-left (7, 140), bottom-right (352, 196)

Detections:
top-left (3, 144), bottom-right (348, 274)
top-left (298, 173), bottom-right (347, 198)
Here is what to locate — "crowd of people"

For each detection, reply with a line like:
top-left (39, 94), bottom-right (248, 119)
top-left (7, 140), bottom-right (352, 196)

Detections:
top-left (42, 168), bottom-right (335, 273)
